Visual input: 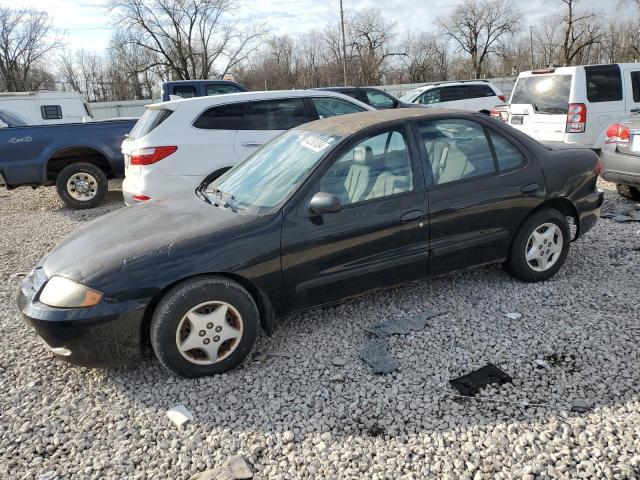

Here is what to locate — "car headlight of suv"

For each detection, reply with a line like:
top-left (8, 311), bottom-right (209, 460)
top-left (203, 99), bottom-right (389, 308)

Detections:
top-left (39, 276), bottom-right (104, 308)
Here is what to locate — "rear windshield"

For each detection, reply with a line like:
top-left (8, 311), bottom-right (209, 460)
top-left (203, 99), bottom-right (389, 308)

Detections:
top-left (511, 75), bottom-right (572, 114)
top-left (128, 108), bottom-right (173, 139)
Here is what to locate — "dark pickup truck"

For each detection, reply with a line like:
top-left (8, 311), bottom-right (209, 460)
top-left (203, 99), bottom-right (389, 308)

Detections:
top-left (0, 109), bottom-right (136, 208)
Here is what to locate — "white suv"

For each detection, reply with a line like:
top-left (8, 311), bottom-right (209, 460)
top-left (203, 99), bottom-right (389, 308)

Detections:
top-left (121, 90), bottom-right (372, 204)
top-left (507, 63), bottom-right (640, 148)
top-left (399, 81), bottom-right (505, 113)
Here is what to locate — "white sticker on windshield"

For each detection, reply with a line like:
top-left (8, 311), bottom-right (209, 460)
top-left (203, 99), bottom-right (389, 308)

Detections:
top-left (300, 136), bottom-right (331, 153)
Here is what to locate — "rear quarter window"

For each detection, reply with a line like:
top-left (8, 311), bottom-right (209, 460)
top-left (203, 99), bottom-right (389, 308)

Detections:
top-left (193, 103), bottom-right (246, 130)
top-left (128, 109), bottom-right (173, 139)
top-left (584, 65), bottom-right (622, 103)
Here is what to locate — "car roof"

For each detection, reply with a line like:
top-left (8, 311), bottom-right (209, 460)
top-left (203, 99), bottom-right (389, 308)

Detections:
top-left (147, 89), bottom-right (374, 110)
top-left (163, 79), bottom-right (241, 85)
top-left (295, 107), bottom-right (458, 137)
top-left (411, 80), bottom-right (496, 93)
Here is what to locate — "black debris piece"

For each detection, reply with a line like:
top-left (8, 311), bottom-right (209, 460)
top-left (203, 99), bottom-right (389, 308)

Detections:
top-left (365, 312), bottom-right (442, 337)
top-left (359, 338), bottom-right (399, 374)
top-left (601, 204), bottom-right (640, 223)
top-left (571, 399), bottom-right (592, 413)
top-left (449, 363), bottom-right (512, 396)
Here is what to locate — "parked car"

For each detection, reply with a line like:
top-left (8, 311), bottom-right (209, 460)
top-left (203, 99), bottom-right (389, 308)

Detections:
top-left (601, 115), bottom-right (640, 200)
top-left (398, 80), bottom-right (505, 113)
top-left (18, 108), bottom-right (604, 377)
top-left (0, 107), bottom-right (136, 208)
top-left (0, 91), bottom-right (93, 125)
top-left (159, 79), bottom-right (247, 101)
top-left (315, 86), bottom-right (410, 109)
top-left (507, 63), bottom-right (640, 149)
top-left (122, 90), bottom-right (373, 204)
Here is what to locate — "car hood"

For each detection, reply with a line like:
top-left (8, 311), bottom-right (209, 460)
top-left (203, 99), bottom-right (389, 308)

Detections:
top-left (41, 194), bottom-right (262, 284)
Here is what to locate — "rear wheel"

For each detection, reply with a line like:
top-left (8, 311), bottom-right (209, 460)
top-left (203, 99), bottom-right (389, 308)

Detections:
top-left (616, 184), bottom-right (640, 201)
top-left (150, 276), bottom-right (259, 377)
top-left (504, 209), bottom-right (570, 282)
top-left (55, 162), bottom-right (108, 209)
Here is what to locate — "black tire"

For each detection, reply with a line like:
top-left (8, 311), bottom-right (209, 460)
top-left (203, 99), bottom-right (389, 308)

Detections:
top-left (504, 209), bottom-right (570, 282)
top-left (616, 184), bottom-right (640, 201)
top-left (150, 276), bottom-right (259, 378)
top-left (55, 162), bottom-right (108, 209)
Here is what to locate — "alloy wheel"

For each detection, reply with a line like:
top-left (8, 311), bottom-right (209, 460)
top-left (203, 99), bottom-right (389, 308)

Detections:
top-left (525, 222), bottom-right (563, 272)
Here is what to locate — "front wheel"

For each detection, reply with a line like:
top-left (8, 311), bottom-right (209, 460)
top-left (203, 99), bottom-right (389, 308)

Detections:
top-left (504, 209), bottom-right (570, 282)
top-left (55, 162), bottom-right (108, 209)
top-left (150, 276), bottom-right (259, 377)
top-left (616, 184), bottom-right (640, 201)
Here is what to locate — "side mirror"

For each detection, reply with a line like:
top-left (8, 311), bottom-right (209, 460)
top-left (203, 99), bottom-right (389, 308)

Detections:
top-left (309, 192), bottom-right (341, 215)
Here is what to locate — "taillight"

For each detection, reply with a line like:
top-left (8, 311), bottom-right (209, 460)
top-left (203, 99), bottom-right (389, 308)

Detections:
top-left (566, 103), bottom-right (586, 133)
top-left (130, 146), bottom-right (177, 165)
top-left (604, 123), bottom-right (630, 144)
top-left (498, 95), bottom-right (506, 102)
top-left (594, 160), bottom-right (602, 177)
top-left (490, 108), bottom-right (501, 118)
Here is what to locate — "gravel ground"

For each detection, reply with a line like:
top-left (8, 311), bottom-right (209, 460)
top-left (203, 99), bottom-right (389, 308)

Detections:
top-left (1, 180), bottom-right (639, 479)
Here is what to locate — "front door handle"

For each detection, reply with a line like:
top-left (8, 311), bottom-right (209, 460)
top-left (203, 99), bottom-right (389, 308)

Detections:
top-left (400, 210), bottom-right (423, 222)
top-left (241, 141), bottom-right (264, 147)
top-left (521, 183), bottom-right (539, 194)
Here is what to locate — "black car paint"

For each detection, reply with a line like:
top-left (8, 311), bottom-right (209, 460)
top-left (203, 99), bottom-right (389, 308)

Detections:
top-left (18, 111), bottom-right (604, 367)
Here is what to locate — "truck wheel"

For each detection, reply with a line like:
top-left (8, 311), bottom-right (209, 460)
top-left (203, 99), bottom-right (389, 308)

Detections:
top-left (616, 184), bottom-right (640, 201)
top-left (56, 163), bottom-right (108, 209)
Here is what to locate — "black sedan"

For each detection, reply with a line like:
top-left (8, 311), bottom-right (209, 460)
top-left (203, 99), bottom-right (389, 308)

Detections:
top-left (18, 109), bottom-right (604, 377)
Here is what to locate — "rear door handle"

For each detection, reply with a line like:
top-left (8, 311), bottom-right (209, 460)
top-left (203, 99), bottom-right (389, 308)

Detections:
top-left (400, 210), bottom-right (423, 222)
top-left (241, 142), bottom-right (263, 147)
top-left (521, 183), bottom-right (539, 194)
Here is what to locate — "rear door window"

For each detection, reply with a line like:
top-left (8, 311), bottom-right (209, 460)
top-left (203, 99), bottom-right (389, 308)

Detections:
top-left (440, 86), bottom-right (467, 102)
top-left (172, 85), bottom-right (197, 99)
top-left (487, 131), bottom-right (524, 171)
top-left (511, 75), bottom-right (572, 114)
top-left (128, 108), bottom-right (173, 139)
top-left (585, 65), bottom-right (622, 102)
top-left (417, 88), bottom-right (440, 104)
top-left (193, 103), bottom-right (245, 130)
top-left (243, 98), bottom-right (312, 130)
top-left (310, 97), bottom-right (366, 118)
top-left (467, 84), bottom-right (495, 99)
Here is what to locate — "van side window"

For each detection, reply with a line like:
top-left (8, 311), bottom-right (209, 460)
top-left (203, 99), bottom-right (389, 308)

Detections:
top-left (585, 65), bottom-right (622, 103)
top-left (467, 84), bottom-right (495, 98)
top-left (193, 103), bottom-right (246, 130)
top-left (41, 105), bottom-right (62, 120)
top-left (440, 86), bottom-right (467, 102)
top-left (631, 71), bottom-right (640, 102)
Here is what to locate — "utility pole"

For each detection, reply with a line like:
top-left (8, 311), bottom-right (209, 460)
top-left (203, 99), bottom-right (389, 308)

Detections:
top-left (339, 0), bottom-right (347, 86)
top-left (530, 26), bottom-right (534, 69)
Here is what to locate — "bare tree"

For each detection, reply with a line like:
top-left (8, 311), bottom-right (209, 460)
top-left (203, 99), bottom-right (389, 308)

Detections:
top-left (559, 0), bottom-right (602, 65)
top-left (438, 0), bottom-right (519, 79)
top-left (400, 33), bottom-right (448, 83)
top-left (109, 0), bottom-right (265, 80)
top-left (0, 7), bottom-right (62, 91)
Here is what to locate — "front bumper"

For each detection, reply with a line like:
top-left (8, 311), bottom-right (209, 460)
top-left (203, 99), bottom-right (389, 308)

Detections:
top-left (17, 268), bottom-right (146, 367)
top-left (600, 147), bottom-right (640, 187)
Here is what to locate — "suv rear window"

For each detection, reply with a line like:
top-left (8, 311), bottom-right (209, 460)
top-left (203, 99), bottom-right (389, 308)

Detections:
top-left (128, 108), bottom-right (173, 139)
top-left (193, 103), bottom-right (245, 130)
top-left (511, 75), bottom-right (572, 114)
top-left (206, 84), bottom-right (243, 96)
top-left (585, 65), bottom-right (622, 102)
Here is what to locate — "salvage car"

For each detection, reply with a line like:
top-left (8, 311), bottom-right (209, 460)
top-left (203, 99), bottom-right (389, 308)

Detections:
top-left (18, 109), bottom-right (604, 377)
top-left (0, 107), bottom-right (136, 208)
top-left (601, 116), bottom-right (640, 200)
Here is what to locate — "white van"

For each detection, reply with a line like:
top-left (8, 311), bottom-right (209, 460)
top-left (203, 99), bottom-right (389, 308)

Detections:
top-left (508, 63), bottom-right (640, 149)
top-left (0, 91), bottom-right (93, 125)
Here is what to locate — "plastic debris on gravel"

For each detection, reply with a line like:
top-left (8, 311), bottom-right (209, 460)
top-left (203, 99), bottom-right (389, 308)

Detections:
top-left (359, 338), bottom-right (399, 374)
top-left (449, 363), bottom-right (513, 396)
top-left (601, 203), bottom-right (640, 222)
top-left (191, 455), bottom-right (253, 480)
top-left (166, 405), bottom-right (193, 427)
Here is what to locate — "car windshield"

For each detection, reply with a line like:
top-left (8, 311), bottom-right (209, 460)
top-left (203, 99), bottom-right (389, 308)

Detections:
top-left (511, 74), bottom-right (572, 114)
top-left (205, 129), bottom-right (341, 214)
top-left (399, 88), bottom-right (424, 102)
top-left (0, 108), bottom-right (35, 126)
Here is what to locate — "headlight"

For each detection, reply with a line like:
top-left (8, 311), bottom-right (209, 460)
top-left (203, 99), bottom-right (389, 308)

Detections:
top-left (39, 276), bottom-right (104, 308)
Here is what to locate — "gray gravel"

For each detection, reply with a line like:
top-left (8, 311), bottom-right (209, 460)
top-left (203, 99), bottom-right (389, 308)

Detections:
top-left (1, 180), bottom-right (640, 479)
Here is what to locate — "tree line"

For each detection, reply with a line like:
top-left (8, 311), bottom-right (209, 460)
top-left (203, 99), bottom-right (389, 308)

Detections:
top-left (0, 0), bottom-right (638, 102)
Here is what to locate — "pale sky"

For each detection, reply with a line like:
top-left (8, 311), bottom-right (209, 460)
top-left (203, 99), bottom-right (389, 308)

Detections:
top-left (0, 0), bottom-right (632, 52)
